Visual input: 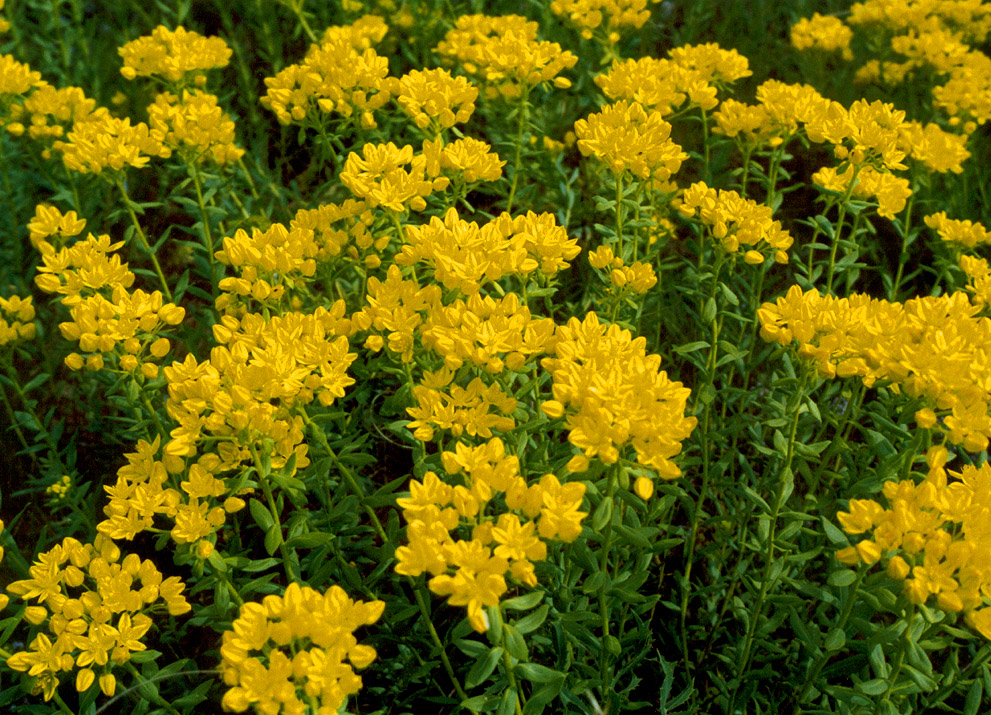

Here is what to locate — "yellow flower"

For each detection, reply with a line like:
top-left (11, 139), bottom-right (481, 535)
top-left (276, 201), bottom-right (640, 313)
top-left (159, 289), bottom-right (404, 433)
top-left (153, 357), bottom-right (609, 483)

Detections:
top-left (790, 13), bottom-right (854, 59)
top-left (574, 100), bottom-right (686, 180)
top-left (118, 25), bottom-right (231, 83)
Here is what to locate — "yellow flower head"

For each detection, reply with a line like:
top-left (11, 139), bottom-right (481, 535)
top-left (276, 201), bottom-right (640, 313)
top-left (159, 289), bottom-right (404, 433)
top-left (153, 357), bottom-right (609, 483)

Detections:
top-left (790, 13), bottom-right (854, 59)
top-left (118, 25), bottom-right (231, 83)
top-left (574, 100), bottom-right (686, 180)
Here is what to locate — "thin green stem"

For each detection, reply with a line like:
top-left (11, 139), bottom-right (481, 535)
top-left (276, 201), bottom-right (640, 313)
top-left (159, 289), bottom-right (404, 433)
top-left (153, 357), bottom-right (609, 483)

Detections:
top-left (123, 662), bottom-right (182, 715)
top-left (188, 160), bottom-right (216, 289)
top-left (502, 642), bottom-right (525, 715)
top-left (411, 581), bottom-right (473, 707)
top-left (505, 85), bottom-right (530, 213)
top-left (792, 567), bottom-right (867, 711)
top-left (2, 355), bottom-right (66, 473)
top-left (115, 179), bottom-right (173, 302)
top-left (249, 444), bottom-right (298, 583)
top-left (890, 193), bottom-right (916, 300)
top-left (598, 463), bottom-right (620, 692)
top-left (615, 172), bottom-right (624, 258)
top-left (825, 168), bottom-right (862, 295)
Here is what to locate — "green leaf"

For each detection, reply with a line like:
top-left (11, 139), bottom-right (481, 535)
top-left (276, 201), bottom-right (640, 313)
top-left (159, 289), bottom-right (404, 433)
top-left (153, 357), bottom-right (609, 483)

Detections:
top-left (702, 297), bottom-right (717, 323)
top-left (855, 679), bottom-right (889, 696)
top-left (515, 663), bottom-right (563, 684)
top-left (503, 624), bottom-right (528, 661)
top-left (264, 525), bottom-right (282, 555)
top-left (825, 628), bottom-right (846, 651)
top-left (21, 373), bottom-right (50, 393)
top-left (249, 499), bottom-right (274, 532)
top-left (284, 531), bottom-right (334, 548)
top-left (523, 678), bottom-right (564, 715)
top-left (466, 647), bottom-right (504, 689)
top-left (964, 678), bottom-right (983, 715)
top-left (502, 591), bottom-right (543, 611)
top-left (673, 341), bottom-right (710, 355)
top-left (814, 215), bottom-right (836, 239)
top-left (821, 517), bottom-right (849, 546)
top-left (828, 569), bottom-right (857, 588)
top-left (496, 689), bottom-right (517, 715)
top-left (515, 604), bottom-right (549, 634)
top-left (592, 497), bottom-right (613, 532)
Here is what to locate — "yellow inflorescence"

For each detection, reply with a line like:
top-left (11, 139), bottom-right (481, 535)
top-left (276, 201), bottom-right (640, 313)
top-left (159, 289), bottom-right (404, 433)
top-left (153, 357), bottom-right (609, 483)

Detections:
top-left (0, 293), bottom-right (36, 347)
top-left (574, 100), bottom-right (686, 181)
top-left (790, 13), bottom-right (854, 59)
top-left (924, 212), bottom-right (991, 249)
top-left (118, 25), bottom-right (231, 83)
top-left (219, 583), bottom-right (384, 714)
top-left (759, 286), bottom-right (991, 452)
top-left (836, 445), bottom-right (991, 639)
top-left (550, 0), bottom-right (659, 40)
top-left (5, 534), bottom-right (191, 701)
top-left (396, 67), bottom-right (478, 132)
top-left (541, 312), bottom-right (697, 483)
top-left (395, 438), bottom-right (586, 632)
top-left (147, 90), bottom-right (244, 164)
top-left (340, 141), bottom-right (448, 212)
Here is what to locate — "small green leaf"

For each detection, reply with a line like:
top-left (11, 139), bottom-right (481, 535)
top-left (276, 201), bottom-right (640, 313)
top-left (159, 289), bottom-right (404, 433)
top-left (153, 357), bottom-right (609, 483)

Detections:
top-left (503, 624), bottom-right (528, 661)
top-left (249, 499), bottom-right (274, 532)
top-left (821, 517), bottom-right (849, 546)
top-left (673, 341), bottom-right (710, 355)
top-left (502, 591), bottom-right (543, 611)
top-left (515, 663), bottom-right (563, 684)
top-left (964, 678), bottom-right (983, 715)
top-left (515, 604), bottom-right (549, 634)
top-left (828, 569), bottom-right (858, 588)
top-left (466, 647), bottom-right (504, 689)
top-left (855, 678), bottom-right (889, 696)
top-left (592, 497), bottom-right (613, 532)
top-left (263, 525), bottom-right (282, 555)
top-left (825, 628), bottom-right (846, 651)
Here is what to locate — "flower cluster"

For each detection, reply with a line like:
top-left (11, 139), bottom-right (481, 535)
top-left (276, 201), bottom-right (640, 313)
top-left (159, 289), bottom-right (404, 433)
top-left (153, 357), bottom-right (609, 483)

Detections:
top-left (790, 13), bottom-right (854, 59)
top-left (147, 90), bottom-right (244, 165)
top-left (812, 164), bottom-right (912, 220)
top-left (219, 583), bottom-right (384, 714)
top-left (588, 245), bottom-right (658, 294)
top-left (349, 265), bottom-right (442, 362)
top-left (759, 286), bottom-right (991, 452)
top-left (397, 208), bottom-right (579, 294)
top-left (395, 438), bottom-right (586, 631)
top-left (435, 14), bottom-right (577, 98)
top-left (422, 136), bottom-right (506, 188)
top-left (118, 25), bottom-right (231, 83)
top-left (541, 312), bottom-right (697, 487)
top-left (396, 68), bottom-right (478, 133)
top-left (678, 181), bottom-right (793, 263)
top-left (261, 18), bottom-right (396, 128)
top-left (406, 368), bottom-right (518, 442)
top-left (214, 221), bottom-right (322, 315)
top-left (836, 446), bottom-right (991, 640)
top-left (0, 53), bottom-right (42, 106)
top-left (924, 212), bottom-right (991, 249)
top-left (0, 293), bottom-right (36, 347)
top-left (5, 534), bottom-right (190, 701)
top-left (340, 141), bottom-right (448, 212)
top-left (550, 0), bottom-right (659, 41)
top-left (59, 114), bottom-right (171, 175)
top-left (574, 100), bottom-right (687, 181)
top-left (31, 206), bottom-right (184, 374)
top-left (594, 44), bottom-right (751, 114)
top-left (421, 292), bottom-right (556, 373)
top-left (5, 83), bottom-right (102, 153)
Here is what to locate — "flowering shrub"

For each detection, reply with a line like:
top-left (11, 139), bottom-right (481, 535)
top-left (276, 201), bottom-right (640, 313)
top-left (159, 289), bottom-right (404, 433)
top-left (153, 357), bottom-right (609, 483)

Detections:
top-left (1, 2), bottom-right (991, 714)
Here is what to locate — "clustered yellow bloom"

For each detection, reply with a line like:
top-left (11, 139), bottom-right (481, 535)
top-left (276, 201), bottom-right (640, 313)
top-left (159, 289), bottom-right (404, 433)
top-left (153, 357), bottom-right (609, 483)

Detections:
top-left (5, 83), bottom-right (101, 151)
top-left (398, 207), bottom-right (579, 294)
top-left (406, 368), bottom-right (517, 442)
top-left (790, 13), bottom-right (854, 59)
top-left (291, 199), bottom-right (383, 267)
top-left (574, 100), bottom-right (686, 181)
top-left (0, 53), bottom-right (42, 104)
top-left (678, 181), bottom-right (793, 263)
top-left (0, 0), bottom-right (9, 34)
top-left (46, 474), bottom-right (73, 500)
top-left (816, 0), bottom-right (991, 129)
top-left (147, 90), bottom-right (244, 164)
top-left (541, 312), bottom-right (696, 485)
top-left (341, 141), bottom-right (448, 212)
top-left (422, 136), bottom-right (506, 187)
top-left (31, 205), bottom-right (184, 375)
top-left (713, 80), bottom-right (824, 149)
top-left (261, 17), bottom-right (395, 128)
top-left (0, 519), bottom-right (7, 611)
top-left (759, 285), bottom-right (991, 452)
top-left (812, 164), bottom-right (912, 220)
top-left (59, 114), bottom-right (171, 174)
top-left (595, 43), bottom-right (751, 114)
top-left (118, 25), bottom-right (231, 83)
top-left (550, 0), bottom-right (659, 41)
top-left (897, 120), bottom-right (970, 174)
top-left (396, 67), bottom-right (478, 132)
top-left (0, 293), bottom-right (36, 346)
top-left (5, 534), bottom-right (190, 701)
top-left (835, 445), bottom-right (991, 640)
top-left (349, 265), bottom-right (441, 362)
top-left (421, 292), bottom-right (556, 373)
top-left (587, 245), bottom-right (658, 294)
top-left (214, 221), bottom-right (321, 315)
top-left (395, 438), bottom-right (586, 631)
top-left (435, 14), bottom-right (577, 99)
top-left (924, 212), bottom-right (991, 249)
top-left (219, 583), bottom-right (384, 714)
top-left (959, 255), bottom-right (991, 309)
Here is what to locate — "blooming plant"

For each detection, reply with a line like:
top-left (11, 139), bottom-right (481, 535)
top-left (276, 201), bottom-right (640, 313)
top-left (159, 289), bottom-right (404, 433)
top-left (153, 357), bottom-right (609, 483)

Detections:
top-left (1, 2), bottom-right (991, 715)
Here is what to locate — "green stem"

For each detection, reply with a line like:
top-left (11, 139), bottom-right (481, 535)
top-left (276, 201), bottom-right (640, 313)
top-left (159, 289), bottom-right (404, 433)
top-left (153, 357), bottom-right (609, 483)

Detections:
top-left (598, 463), bottom-right (620, 692)
top-left (115, 179), bottom-right (173, 302)
top-left (731, 368), bottom-right (810, 708)
top-left (890, 193), bottom-right (916, 301)
top-left (249, 444), bottom-right (298, 583)
top-left (825, 168), bottom-right (862, 295)
top-left (188, 160), bottom-right (216, 289)
top-left (792, 567), bottom-right (867, 711)
top-left (411, 581), bottom-right (474, 707)
top-left (505, 85), bottom-right (530, 213)
top-left (123, 662), bottom-right (182, 715)
top-left (615, 172), bottom-right (624, 258)
top-left (502, 641), bottom-right (525, 715)
top-left (2, 355), bottom-right (66, 473)
top-left (700, 106), bottom-right (711, 183)
top-left (289, 0), bottom-right (319, 43)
